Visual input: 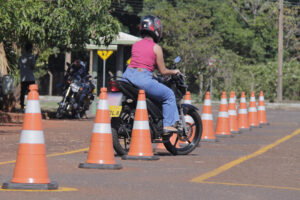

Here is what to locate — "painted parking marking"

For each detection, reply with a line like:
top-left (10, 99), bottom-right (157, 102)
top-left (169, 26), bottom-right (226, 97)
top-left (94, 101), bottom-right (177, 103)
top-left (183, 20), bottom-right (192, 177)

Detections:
top-left (191, 129), bottom-right (300, 191)
top-left (0, 147), bottom-right (89, 166)
top-left (199, 181), bottom-right (300, 191)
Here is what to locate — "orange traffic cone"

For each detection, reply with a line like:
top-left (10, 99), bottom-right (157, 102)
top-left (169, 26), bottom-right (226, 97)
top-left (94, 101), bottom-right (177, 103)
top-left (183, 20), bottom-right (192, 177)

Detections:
top-left (248, 91), bottom-right (261, 128)
top-left (2, 84), bottom-right (58, 190)
top-left (215, 92), bottom-right (232, 137)
top-left (228, 91), bottom-right (240, 134)
top-left (184, 91), bottom-right (192, 104)
top-left (201, 92), bottom-right (216, 142)
top-left (238, 92), bottom-right (251, 131)
top-left (122, 90), bottom-right (159, 160)
top-left (79, 87), bottom-right (122, 169)
top-left (258, 91), bottom-right (269, 125)
top-left (155, 140), bottom-right (166, 151)
top-left (233, 91), bottom-right (239, 111)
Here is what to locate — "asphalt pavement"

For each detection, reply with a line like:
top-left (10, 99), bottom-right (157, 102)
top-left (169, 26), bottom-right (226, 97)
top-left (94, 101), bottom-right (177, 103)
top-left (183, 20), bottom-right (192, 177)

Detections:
top-left (0, 104), bottom-right (299, 200)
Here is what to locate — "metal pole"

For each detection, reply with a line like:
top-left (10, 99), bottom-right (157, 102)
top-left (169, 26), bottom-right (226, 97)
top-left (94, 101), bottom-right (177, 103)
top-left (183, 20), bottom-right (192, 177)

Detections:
top-left (47, 71), bottom-right (53, 96)
top-left (210, 68), bottom-right (213, 100)
top-left (103, 60), bottom-right (106, 88)
top-left (90, 50), bottom-right (99, 115)
top-left (277, 0), bottom-right (283, 102)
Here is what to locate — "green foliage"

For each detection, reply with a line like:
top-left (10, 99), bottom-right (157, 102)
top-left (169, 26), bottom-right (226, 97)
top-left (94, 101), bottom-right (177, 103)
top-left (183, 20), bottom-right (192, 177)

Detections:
top-left (140, 0), bottom-right (300, 101)
top-left (0, 0), bottom-right (120, 85)
top-left (142, 0), bottom-right (222, 95)
top-left (283, 60), bottom-right (300, 100)
top-left (214, 0), bottom-right (278, 64)
top-left (0, 0), bottom-right (120, 50)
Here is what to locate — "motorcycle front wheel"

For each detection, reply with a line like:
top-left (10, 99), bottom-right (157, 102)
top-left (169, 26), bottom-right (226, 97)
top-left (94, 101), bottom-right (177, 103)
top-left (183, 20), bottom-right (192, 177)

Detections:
top-left (56, 104), bottom-right (64, 119)
top-left (163, 108), bottom-right (202, 155)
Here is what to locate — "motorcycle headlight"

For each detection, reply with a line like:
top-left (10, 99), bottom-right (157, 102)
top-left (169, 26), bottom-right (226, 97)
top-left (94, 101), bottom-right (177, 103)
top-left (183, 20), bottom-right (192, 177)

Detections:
top-left (70, 83), bottom-right (80, 92)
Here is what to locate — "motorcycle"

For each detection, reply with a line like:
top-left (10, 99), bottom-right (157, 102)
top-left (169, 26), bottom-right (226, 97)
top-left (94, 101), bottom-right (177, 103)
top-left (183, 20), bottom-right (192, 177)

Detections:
top-left (56, 63), bottom-right (95, 119)
top-left (108, 56), bottom-right (202, 155)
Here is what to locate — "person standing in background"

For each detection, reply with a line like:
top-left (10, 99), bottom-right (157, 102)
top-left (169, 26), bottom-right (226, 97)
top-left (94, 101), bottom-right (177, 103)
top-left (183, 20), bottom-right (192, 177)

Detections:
top-left (18, 42), bottom-right (38, 112)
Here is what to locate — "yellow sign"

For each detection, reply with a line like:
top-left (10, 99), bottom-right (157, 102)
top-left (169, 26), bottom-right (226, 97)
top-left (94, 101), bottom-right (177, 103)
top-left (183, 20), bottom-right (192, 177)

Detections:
top-left (127, 58), bottom-right (131, 65)
top-left (109, 105), bottom-right (122, 117)
top-left (97, 50), bottom-right (113, 60)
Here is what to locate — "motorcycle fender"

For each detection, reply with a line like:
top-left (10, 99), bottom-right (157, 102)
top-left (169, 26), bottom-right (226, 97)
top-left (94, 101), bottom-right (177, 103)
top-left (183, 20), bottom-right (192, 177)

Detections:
top-left (108, 92), bottom-right (123, 106)
top-left (181, 103), bottom-right (198, 115)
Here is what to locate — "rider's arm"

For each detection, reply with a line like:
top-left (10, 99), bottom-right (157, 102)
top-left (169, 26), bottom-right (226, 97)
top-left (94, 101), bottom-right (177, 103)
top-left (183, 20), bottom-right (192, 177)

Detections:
top-left (154, 44), bottom-right (180, 75)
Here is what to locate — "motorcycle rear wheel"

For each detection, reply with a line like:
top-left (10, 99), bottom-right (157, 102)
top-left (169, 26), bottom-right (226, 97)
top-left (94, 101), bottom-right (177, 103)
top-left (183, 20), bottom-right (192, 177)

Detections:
top-left (112, 127), bottom-right (130, 156)
top-left (163, 108), bottom-right (202, 155)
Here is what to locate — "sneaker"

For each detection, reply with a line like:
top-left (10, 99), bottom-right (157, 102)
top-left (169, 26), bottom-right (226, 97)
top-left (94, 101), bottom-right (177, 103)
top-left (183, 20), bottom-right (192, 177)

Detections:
top-left (163, 126), bottom-right (178, 135)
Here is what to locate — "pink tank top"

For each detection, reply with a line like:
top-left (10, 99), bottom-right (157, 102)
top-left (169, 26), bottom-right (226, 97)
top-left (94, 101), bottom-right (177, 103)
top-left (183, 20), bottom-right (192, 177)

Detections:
top-left (129, 38), bottom-right (156, 72)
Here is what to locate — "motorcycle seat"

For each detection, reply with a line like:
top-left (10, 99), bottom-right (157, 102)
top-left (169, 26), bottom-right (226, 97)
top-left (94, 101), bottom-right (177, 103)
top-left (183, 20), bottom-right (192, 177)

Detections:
top-left (116, 80), bottom-right (139, 100)
top-left (116, 80), bottom-right (163, 122)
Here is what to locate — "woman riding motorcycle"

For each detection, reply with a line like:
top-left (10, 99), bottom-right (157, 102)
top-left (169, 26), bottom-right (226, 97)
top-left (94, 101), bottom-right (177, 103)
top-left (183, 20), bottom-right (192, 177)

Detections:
top-left (122, 15), bottom-right (180, 133)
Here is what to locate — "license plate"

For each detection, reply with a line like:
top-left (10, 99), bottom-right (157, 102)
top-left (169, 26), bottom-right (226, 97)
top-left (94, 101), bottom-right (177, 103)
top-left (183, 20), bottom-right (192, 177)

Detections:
top-left (109, 105), bottom-right (122, 117)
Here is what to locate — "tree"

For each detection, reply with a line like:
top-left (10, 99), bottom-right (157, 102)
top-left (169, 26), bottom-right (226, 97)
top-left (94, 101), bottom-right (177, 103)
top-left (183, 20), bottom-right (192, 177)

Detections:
top-left (136, 0), bottom-right (299, 100)
top-left (142, 0), bottom-right (222, 98)
top-left (0, 0), bottom-right (120, 51)
top-left (214, 0), bottom-right (278, 64)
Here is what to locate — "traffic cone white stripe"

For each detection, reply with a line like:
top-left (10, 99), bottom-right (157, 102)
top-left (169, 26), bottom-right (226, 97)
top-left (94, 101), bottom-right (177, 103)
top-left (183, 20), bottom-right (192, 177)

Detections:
top-left (239, 109), bottom-right (248, 114)
top-left (218, 111), bottom-right (229, 118)
top-left (133, 121), bottom-right (150, 130)
top-left (184, 100), bottom-right (192, 104)
top-left (250, 97), bottom-right (256, 101)
top-left (92, 123), bottom-right (112, 134)
top-left (259, 96), bottom-right (264, 101)
top-left (258, 106), bottom-right (265, 111)
top-left (240, 98), bottom-right (246, 103)
top-left (97, 100), bottom-right (109, 109)
top-left (136, 100), bottom-right (147, 109)
top-left (229, 98), bottom-right (235, 103)
top-left (25, 100), bottom-right (41, 113)
top-left (221, 99), bottom-right (227, 104)
top-left (204, 100), bottom-right (211, 106)
top-left (201, 114), bottom-right (213, 120)
top-left (20, 130), bottom-right (45, 144)
top-left (248, 107), bottom-right (257, 112)
top-left (228, 110), bottom-right (237, 116)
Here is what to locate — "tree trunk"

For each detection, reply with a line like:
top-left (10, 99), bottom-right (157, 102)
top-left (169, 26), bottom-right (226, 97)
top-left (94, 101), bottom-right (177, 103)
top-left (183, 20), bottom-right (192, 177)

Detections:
top-left (198, 73), bottom-right (203, 102)
top-left (0, 42), bottom-right (9, 76)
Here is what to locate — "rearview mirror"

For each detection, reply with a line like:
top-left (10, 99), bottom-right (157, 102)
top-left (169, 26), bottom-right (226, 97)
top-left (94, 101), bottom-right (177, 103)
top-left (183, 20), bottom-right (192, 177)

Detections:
top-left (174, 56), bottom-right (181, 64)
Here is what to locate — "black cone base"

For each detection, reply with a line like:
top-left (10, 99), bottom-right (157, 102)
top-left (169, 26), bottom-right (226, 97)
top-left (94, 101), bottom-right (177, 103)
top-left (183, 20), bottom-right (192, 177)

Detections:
top-left (200, 138), bottom-right (218, 142)
top-left (260, 122), bottom-right (270, 126)
top-left (250, 125), bottom-right (262, 128)
top-left (2, 181), bottom-right (58, 190)
top-left (216, 134), bottom-right (234, 138)
top-left (231, 130), bottom-right (241, 134)
top-left (78, 162), bottom-right (122, 170)
top-left (239, 127), bottom-right (252, 131)
top-left (122, 155), bottom-right (159, 160)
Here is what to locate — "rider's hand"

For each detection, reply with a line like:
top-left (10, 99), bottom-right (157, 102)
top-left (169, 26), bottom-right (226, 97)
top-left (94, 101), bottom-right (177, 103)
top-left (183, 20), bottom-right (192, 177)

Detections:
top-left (173, 69), bottom-right (180, 75)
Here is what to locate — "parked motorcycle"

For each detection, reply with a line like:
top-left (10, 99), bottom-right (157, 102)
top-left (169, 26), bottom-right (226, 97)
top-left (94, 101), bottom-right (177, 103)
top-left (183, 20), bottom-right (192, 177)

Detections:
top-left (56, 63), bottom-right (95, 119)
top-left (108, 57), bottom-right (202, 155)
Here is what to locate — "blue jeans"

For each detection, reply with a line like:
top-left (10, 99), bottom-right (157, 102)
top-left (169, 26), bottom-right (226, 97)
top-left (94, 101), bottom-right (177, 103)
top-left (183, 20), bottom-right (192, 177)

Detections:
top-left (123, 67), bottom-right (179, 127)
